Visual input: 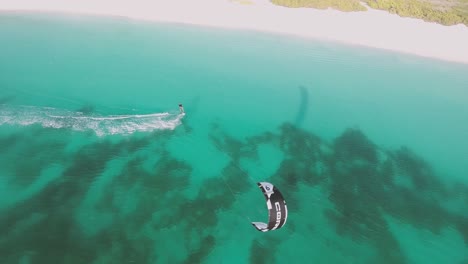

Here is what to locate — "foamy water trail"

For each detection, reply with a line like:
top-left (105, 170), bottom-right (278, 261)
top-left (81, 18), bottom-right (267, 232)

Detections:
top-left (0, 105), bottom-right (184, 136)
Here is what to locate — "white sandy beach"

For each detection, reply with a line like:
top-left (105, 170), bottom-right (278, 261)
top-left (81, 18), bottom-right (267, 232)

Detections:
top-left (1, 0), bottom-right (468, 64)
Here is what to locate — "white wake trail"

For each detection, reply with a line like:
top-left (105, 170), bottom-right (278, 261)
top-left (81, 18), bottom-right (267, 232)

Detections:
top-left (0, 105), bottom-right (185, 136)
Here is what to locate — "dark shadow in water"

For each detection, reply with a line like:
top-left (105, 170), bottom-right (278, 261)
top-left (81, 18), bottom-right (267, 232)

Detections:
top-left (0, 133), bottom-right (24, 152)
top-left (249, 237), bottom-right (282, 264)
top-left (0, 95), bottom-right (15, 105)
top-left (334, 128), bottom-right (379, 164)
top-left (0, 141), bottom-right (118, 263)
top-left (1, 116), bottom-right (468, 263)
top-left (294, 85), bottom-right (309, 127)
top-left (0, 131), bottom-right (164, 263)
top-left (234, 123), bottom-right (467, 263)
top-left (323, 128), bottom-right (466, 263)
top-left (0, 130), bottom-right (68, 186)
top-left (183, 235), bottom-right (216, 264)
top-left (76, 104), bottom-right (95, 114)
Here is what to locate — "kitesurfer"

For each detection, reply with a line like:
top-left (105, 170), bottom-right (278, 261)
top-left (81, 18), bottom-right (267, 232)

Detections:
top-left (179, 103), bottom-right (185, 114)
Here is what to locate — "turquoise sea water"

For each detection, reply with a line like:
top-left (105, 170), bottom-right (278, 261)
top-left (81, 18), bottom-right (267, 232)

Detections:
top-left (1, 12), bottom-right (468, 264)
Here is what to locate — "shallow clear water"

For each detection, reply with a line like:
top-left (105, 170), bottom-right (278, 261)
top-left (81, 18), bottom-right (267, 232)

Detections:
top-left (1, 12), bottom-right (467, 264)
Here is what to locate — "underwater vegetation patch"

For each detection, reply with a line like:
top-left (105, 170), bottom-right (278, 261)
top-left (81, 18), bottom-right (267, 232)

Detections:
top-left (0, 120), bottom-right (467, 263)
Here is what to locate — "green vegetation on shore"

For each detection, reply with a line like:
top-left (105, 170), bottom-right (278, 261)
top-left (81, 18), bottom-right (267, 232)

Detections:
top-left (365, 0), bottom-right (467, 26)
top-left (270, 0), bottom-right (468, 26)
top-left (270, 0), bottom-right (366, 11)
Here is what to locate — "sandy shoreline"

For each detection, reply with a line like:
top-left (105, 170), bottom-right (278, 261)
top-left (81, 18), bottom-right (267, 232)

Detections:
top-left (1, 0), bottom-right (468, 64)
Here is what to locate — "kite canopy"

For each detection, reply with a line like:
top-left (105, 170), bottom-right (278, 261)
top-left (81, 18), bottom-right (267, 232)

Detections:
top-left (252, 182), bottom-right (288, 232)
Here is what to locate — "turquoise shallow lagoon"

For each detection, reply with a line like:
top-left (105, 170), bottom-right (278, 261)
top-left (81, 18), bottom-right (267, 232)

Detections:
top-left (0, 12), bottom-right (467, 264)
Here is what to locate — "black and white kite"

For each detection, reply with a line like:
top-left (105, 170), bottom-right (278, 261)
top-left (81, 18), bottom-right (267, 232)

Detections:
top-left (252, 182), bottom-right (288, 232)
